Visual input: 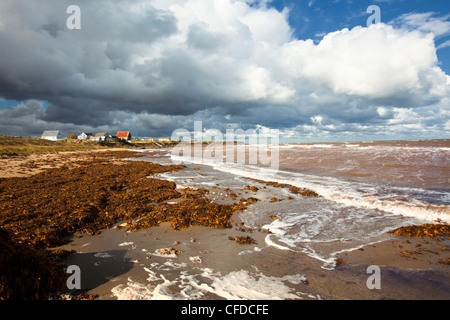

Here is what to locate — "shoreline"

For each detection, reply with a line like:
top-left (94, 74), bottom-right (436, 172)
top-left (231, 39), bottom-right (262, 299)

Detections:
top-left (0, 148), bottom-right (127, 178)
top-left (0, 148), bottom-right (449, 300)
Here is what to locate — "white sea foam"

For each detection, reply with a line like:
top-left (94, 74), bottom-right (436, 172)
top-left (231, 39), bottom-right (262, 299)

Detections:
top-left (119, 242), bottom-right (134, 247)
top-left (189, 256), bottom-right (203, 264)
top-left (260, 210), bottom-right (395, 269)
top-left (111, 262), bottom-right (316, 300)
top-left (179, 158), bottom-right (449, 223)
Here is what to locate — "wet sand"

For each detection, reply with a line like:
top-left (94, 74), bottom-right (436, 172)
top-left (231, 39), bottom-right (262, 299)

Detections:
top-left (2, 149), bottom-right (449, 300)
top-left (0, 148), bottom-right (126, 178)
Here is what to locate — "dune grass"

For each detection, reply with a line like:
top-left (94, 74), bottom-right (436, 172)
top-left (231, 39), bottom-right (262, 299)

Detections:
top-left (0, 136), bottom-right (181, 155)
top-left (0, 136), bottom-right (109, 155)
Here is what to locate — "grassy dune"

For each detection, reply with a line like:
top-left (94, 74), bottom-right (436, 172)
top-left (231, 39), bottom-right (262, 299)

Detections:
top-left (0, 136), bottom-right (180, 155)
top-left (0, 136), bottom-right (110, 155)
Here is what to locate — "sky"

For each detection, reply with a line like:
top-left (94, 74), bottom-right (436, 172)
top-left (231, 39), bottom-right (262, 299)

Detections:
top-left (0, 0), bottom-right (449, 142)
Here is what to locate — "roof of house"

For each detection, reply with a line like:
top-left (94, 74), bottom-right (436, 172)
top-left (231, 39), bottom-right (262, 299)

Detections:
top-left (95, 132), bottom-right (109, 136)
top-left (116, 131), bottom-right (131, 138)
top-left (42, 130), bottom-right (60, 137)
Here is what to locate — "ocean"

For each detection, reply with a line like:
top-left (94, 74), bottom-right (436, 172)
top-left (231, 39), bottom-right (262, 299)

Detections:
top-left (148, 139), bottom-right (449, 269)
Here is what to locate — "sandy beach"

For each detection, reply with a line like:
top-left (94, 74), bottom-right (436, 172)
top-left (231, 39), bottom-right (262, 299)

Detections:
top-left (1, 148), bottom-right (449, 300)
top-left (0, 148), bottom-right (130, 179)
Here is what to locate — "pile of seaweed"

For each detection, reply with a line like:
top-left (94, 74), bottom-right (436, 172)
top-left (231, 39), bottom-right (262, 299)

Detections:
top-left (0, 151), bottom-right (186, 248)
top-left (126, 198), bottom-right (236, 231)
top-left (0, 150), bottom-right (250, 299)
top-left (228, 236), bottom-right (257, 245)
top-left (245, 178), bottom-right (319, 197)
top-left (0, 228), bottom-right (66, 300)
top-left (388, 223), bottom-right (450, 239)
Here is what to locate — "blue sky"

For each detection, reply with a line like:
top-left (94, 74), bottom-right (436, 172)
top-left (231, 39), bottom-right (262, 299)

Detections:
top-left (271, 0), bottom-right (450, 73)
top-left (0, 0), bottom-right (449, 141)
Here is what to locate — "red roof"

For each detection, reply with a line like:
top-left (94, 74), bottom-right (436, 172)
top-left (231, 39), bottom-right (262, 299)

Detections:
top-left (116, 131), bottom-right (131, 138)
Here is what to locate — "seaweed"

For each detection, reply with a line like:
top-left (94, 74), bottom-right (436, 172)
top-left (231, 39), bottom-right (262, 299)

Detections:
top-left (155, 248), bottom-right (183, 256)
top-left (387, 224), bottom-right (450, 239)
top-left (125, 198), bottom-right (237, 231)
top-left (229, 236), bottom-right (257, 245)
top-left (244, 185), bottom-right (259, 192)
top-left (0, 228), bottom-right (66, 300)
top-left (244, 178), bottom-right (319, 197)
top-left (0, 152), bottom-right (185, 248)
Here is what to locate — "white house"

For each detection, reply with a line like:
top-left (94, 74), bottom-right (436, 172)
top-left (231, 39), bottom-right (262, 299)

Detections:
top-left (78, 132), bottom-right (93, 140)
top-left (158, 137), bottom-right (171, 142)
top-left (41, 130), bottom-right (62, 141)
top-left (91, 132), bottom-right (111, 142)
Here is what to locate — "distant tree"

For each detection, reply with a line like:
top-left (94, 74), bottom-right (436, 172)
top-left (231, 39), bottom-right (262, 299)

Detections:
top-left (68, 133), bottom-right (77, 139)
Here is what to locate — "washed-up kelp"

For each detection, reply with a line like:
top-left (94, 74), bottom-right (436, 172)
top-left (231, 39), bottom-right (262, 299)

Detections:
top-left (0, 154), bottom-right (185, 248)
top-left (245, 178), bottom-right (319, 197)
top-left (388, 224), bottom-right (450, 239)
top-left (228, 236), bottom-right (257, 245)
top-left (0, 228), bottom-right (66, 300)
top-left (126, 198), bottom-right (237, 231)
top-left (155, 248), bottom-right (183, 256)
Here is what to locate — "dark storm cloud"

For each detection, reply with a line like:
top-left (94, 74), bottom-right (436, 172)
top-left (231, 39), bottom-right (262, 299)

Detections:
top-left (0, 0), bottom-right (178, 105)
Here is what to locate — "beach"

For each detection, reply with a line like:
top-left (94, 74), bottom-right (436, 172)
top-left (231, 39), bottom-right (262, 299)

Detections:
top-left (1, 144), bottom-right (449, 300)
top-left (58, 217), bottom-right (450, 300)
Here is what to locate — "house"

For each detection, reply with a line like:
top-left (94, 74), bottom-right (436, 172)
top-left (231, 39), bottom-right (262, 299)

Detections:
top-left (116, 131), bottom-right (132, 141)
top-left (158, 137), bottom-right (171, 142)
top-left (41, 130), bottom-right (62, 141)
top-left (78, 132), bottom-right (93, 140)
top-left (91, 132), bottom-right (111, 142)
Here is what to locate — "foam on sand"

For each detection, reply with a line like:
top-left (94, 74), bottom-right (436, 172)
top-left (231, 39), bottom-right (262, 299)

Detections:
top-left (111, 261), bottom-right (317, 300)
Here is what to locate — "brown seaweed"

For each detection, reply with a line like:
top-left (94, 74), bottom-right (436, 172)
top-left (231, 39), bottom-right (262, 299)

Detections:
top-left (244, 178), bottom-right (319, 197)
top-left (228, 236), bottom-right (257, 245)
top-left (0, 228), bottom-right (66, 300)
top-left (125, 198), bottom-right (237, 231)
top-left (387, 224), bottom-right (450, 239)
top-left (0, 152), bottom-right (185, 248)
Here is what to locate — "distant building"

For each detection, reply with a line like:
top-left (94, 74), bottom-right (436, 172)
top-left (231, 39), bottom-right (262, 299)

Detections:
top-left (91, 132), bottom-right (111, 142)
top-left (158, 137), bottom-right (171, 142)
top-left (78, 132), bottom-right (93, 140)
top-left (41, 130), bottom-right (62, 141)
top-left (116, 131), bottom-right (132, 141)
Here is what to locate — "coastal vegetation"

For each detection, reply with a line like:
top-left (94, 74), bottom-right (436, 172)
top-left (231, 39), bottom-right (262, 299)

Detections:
top-left (0, 136), bottom-right (179, 155)
top-left (0, 136), bottom-right (109, 155)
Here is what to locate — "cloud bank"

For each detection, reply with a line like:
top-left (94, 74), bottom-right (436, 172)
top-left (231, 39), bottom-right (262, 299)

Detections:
top-left (0, 0), bottom-right (448, 140)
